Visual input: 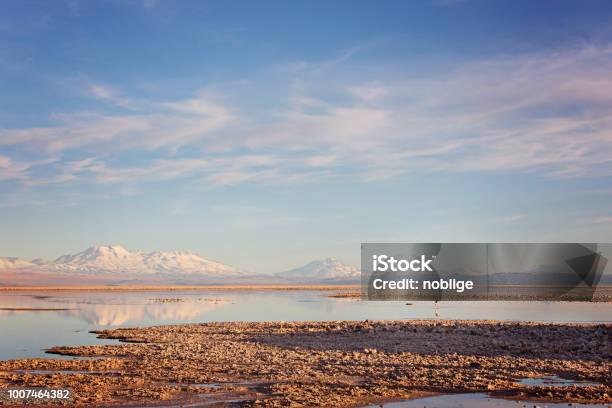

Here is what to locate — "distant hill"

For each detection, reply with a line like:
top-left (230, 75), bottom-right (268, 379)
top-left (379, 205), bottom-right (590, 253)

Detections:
top-left (489, 271), bottom-right (612, 286)
top-left (275, 258), bottom-right (360, 283)
top-left (0, 257), bottom-right (34, 269)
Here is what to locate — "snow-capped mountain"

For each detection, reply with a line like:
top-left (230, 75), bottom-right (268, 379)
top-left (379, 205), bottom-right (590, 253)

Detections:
top-left (0, 257), bottom-right (34, 269)
top-left (1, 247), bottom-right (361, 284)
top-left (276, 258), bottom-right (360, 282)
top-left (1, 245), bottom-right (242, 276)
top-left (142, 250), bottom-right (238, 275)
top-left (53, 245), bottom-right (145, 273)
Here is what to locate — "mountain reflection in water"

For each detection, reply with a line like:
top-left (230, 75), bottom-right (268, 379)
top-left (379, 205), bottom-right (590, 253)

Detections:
top-left (0, 293), bottom-right (226, 326)
top-left (1, 289), bottom-right (611, 360)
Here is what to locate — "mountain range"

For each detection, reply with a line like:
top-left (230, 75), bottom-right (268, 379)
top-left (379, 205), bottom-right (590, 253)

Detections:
top-left (50, 245), bottom-right (242, 276)
top-left (0, 244), bottom-right (360, 285)
top-left (275, 258), bottom-right (360, 282)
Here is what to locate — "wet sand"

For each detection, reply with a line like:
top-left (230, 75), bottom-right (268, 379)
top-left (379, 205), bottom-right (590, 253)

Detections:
top-left (0, 320), bottom-right (610, 407)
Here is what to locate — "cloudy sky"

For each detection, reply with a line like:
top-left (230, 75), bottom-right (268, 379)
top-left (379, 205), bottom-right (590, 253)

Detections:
top-left (1, 0), bottom-right (612, 272)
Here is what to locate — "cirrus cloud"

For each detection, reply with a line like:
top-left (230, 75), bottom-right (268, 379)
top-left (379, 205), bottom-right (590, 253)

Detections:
top-left (2, 43), bottom-right (612, 196)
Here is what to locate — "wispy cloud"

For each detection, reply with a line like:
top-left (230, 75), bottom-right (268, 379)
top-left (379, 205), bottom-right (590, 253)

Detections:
top-left (587, 215), bottom-right (612, 225)
top-left (2, 44), bottom-right (612, 198)
top-left (0, 156), bottom-right (31, 181)
top-left (88, 83), bottom-right (134, 109)
top-left (0, 92), bottom-right (232, 154)
top-left (283, 45), bottom-right (367, 76)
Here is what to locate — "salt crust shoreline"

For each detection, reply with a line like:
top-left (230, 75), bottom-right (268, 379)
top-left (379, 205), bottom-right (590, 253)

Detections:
top-left (0, 320), bottom-right (610, 407)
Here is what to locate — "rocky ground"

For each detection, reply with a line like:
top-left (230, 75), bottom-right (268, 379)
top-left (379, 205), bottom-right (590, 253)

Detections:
top-left (0, 320), bottom-right (610, 407)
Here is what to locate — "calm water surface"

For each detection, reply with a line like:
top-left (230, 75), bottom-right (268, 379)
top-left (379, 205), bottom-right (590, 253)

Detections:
top-left (1, 290), bottom-right (611, 360)
top-left (364, 393), bottom-right (610, 408)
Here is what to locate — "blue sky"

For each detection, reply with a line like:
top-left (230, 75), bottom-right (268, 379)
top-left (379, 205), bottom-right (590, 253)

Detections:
top-left (1, 0), bottom-right (612, 273)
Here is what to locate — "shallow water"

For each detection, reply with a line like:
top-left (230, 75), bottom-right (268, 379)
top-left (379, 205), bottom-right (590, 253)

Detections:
top-left (364, 393), bottom-right (610, 407)
top-left (0, 290), bottom-right (611, 360)
top-left (519, 375), bottom-right (601, 388)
